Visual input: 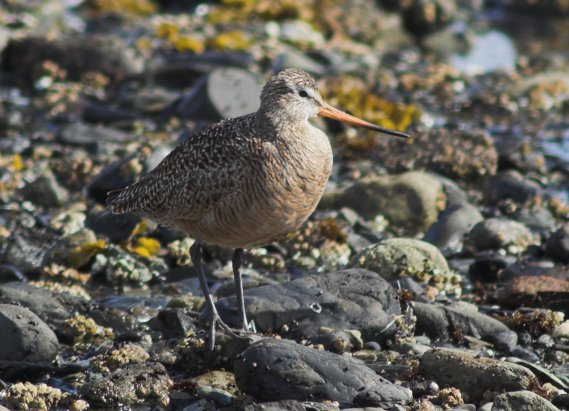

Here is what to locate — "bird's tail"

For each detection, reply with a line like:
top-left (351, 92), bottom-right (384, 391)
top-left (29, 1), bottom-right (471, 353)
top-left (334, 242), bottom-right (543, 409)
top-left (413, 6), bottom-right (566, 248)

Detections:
top-left (106, 188), bottom-right (135, 214)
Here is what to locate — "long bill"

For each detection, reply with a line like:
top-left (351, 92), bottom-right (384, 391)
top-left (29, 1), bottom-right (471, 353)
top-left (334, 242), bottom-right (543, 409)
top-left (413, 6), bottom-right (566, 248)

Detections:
top-left (318, 103), bottom-right (410, 139)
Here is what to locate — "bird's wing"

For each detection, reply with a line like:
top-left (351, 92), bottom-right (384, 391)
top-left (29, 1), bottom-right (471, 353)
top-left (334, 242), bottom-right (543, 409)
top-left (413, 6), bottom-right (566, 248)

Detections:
top-left (106, 115), bottom-right (257, 222)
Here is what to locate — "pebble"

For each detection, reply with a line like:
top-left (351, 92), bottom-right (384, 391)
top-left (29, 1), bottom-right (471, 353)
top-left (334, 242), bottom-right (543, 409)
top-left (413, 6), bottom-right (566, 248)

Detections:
top-left (423, 202), bottom-right (483, 255)
top-left (234, 338), bottom-right (412, 407)
top-left (0, 304), bottom-right (59, 362)
top-left (420, 348), bottom-right (537, 401)
top-left (546, 223), bottom-right (569, 264)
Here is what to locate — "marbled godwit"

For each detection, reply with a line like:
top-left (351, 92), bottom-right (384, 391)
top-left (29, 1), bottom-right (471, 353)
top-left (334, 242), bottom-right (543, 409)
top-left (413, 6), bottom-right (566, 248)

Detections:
top-left (107, 68), bottom-right (409, 349)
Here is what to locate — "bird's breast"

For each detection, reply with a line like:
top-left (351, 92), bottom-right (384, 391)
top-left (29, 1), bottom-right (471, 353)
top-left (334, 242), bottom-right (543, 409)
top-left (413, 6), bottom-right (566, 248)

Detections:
top-left (263, 126), bottom-right (333, 226)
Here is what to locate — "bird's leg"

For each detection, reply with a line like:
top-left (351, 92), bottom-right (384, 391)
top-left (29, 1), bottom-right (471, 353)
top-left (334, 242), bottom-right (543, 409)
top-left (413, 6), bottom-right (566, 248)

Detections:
top-left (232, 248), bottom-right (248, 330)
top-left (189, 241), bottom-right (236, 349)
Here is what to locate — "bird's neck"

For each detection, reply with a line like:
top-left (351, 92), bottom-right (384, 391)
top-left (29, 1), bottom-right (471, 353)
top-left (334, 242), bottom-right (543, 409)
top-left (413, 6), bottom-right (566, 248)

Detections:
top-left (255, 106), bottom-right (310, 139)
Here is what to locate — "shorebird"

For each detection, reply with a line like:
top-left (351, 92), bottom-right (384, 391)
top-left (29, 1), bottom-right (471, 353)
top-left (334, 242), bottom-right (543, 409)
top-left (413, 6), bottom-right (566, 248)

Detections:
top-left (107, 68), bottom-right (409, 349)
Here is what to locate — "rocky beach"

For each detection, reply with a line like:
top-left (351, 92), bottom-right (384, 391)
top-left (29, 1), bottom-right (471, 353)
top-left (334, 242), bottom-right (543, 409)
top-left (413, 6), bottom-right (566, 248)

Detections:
top-left (1, 0), bottom-right (569, 410)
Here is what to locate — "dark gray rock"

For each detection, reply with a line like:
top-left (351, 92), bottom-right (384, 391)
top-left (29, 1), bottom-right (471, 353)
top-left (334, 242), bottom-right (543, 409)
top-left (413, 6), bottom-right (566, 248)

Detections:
top-left (516, 206), bottom-right (556, 235)
top-left (0, 282), bottom-right (71, 325)
top-left (147, 308), bottom-right (196, 338)
top-left (465, 218), bottom-right (539, 255)
top-left (423, 202), bottom-right (483, 254)
top-left (20, 168), bottom-right (68, 208)
top-left (86, 211), bottom-right (141, 243)
top-left (171, 68), bottom-right (263, 121)
top-left (309, 329), bottom-right (355, 354)
top-left (413, 301), bottom-right (517, 351)
top-left (87, 154), bottom-right (139, 204)
top-left (420, 348), bottom-right (536, 401)
top-left (467, 253), bottom-right (516, 283)
top-left (81, 362), bottom-right (171, 407)
top-left (401, 0), bottom-right (457, 37)
top-left (81, 101), bottom-right (141, 125)
top-left (0, 264), bottom-right (25, 284)
top-left (216, 269), bottom-right (401, 342)
top-left (244, 400), bottom-right (339, 411)
top-left (484, 170), bottom-right (542, 205)
top-left (492, 391), bottom-right (559, 411)
top-left (495, 136), bottom-right (547, 174)
top-left (546, 223), bottom-right (569, 264)
top-left (234, 338), bottom-right (412, 407)
top-left (0, 304), bottom-right (58, 362)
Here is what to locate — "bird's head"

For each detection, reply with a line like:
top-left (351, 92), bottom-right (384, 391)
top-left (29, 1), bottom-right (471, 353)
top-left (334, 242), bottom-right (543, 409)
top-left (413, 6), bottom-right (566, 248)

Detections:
top-left (259, 68), bottom-right (410, 139)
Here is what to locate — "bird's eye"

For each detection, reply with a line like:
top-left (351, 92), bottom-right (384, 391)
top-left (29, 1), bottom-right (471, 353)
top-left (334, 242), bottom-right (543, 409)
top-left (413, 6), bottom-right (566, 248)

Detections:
top-left (298, 90), bottom-right (309, 98)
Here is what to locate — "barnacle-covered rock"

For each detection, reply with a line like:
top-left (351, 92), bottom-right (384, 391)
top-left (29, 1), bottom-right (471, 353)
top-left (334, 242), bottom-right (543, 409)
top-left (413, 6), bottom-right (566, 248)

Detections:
top-left (93, 343), bottom-right (151, 372)
top-left (2, 383), bottom-right (72, 411)
top-left (62, 314), bottom-right (114, 344)
top-left (464, 218), bottom-right (540, 255)
top-left (373, 126), bottom-right (498, 185)
top-left (92, 244), bottom-right (166, 286)
top-left (281, 217), bottom-right (351, 269)
top-left (349, 238), bottom-right (461, 298)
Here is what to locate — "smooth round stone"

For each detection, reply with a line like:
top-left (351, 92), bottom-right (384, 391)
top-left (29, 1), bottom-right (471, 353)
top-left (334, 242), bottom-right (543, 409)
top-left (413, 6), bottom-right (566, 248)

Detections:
top-left (0, 303), bottom-right (59, 362)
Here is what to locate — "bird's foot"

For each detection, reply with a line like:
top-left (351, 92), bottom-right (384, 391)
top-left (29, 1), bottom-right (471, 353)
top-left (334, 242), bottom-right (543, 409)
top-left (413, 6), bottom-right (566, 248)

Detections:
top-left (206, 313), bottom-right (255, 350)
top-left (243, 319), bottom-right (257, 334)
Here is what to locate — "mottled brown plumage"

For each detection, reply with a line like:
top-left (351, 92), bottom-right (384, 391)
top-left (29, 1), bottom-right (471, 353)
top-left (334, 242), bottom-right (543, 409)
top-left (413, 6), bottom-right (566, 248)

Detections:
top-left (107, 68), bottom-right (409, 349)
